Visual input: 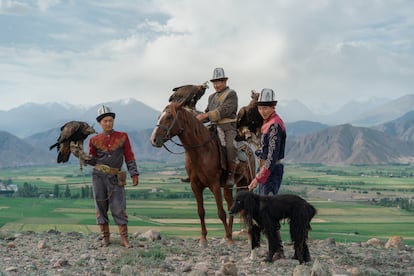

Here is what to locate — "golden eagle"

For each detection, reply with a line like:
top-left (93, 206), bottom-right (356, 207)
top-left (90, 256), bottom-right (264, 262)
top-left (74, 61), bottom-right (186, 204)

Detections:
top-left (236, 90), bottom-right (263, 148)
top-left (169, 82), bottom-right (208, 110)
top-left (49, 121), bottom-right (95, 167)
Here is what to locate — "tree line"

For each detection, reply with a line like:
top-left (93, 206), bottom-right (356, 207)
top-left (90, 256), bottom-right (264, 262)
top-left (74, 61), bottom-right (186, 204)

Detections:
top-left (5, 181), bottom-right (195, 200)
top-left (13, 182), bottom-right (94, 199)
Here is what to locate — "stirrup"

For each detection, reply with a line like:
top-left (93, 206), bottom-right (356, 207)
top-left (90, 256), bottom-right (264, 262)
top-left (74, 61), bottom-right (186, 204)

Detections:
top-left (226, 174), bottom-right (235, 186)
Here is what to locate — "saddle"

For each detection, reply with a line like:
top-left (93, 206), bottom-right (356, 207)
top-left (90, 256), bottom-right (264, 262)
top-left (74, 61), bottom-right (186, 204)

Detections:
top-left (209, 125), bottom-right (252, 172)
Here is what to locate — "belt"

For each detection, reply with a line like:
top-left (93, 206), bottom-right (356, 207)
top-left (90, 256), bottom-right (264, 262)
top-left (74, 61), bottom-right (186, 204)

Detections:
top-left (217, 118), bottom-right (237, 124)
top-left (95, 164), bottom-right (120, 174)
top-left (259, 159), bottom-right (282, 166)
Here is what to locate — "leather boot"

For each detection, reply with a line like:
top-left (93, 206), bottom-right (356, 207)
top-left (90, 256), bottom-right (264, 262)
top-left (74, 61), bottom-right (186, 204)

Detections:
top-left (274, 230), bottom-right (285, 260)
top-left (226, 162), bottom-right (237, 187)
top-left (99, 224), bottom-right (110, 247)
top-left (118, 224), bottom-right (132, 248)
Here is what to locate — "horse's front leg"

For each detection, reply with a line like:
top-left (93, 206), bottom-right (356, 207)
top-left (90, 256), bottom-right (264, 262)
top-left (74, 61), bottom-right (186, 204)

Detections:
top-left (211, 183), bottom-right (233, 245)
top-left (223, 185), bottom-right (235, 241)
top-left (191, 184), bottom-right (208, 247)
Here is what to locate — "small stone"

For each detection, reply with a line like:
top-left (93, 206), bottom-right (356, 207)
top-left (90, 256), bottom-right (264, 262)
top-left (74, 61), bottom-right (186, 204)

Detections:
top-left (5, 266), bottom-right (18, 272)
top-left (138, 229), bottom-right (161, 241)
top-left (293, 264), bottom-right (311, 276)
top-left (182, 263), bottom-right (192, 272)
top-left (220, 262), bottom-right (238, 275)
top-left (385, 236), bottom-right (404, 249)
top-left (366, 238), bottom-right (384, 247)
top-left (37, 240), bottom-right (47, 249)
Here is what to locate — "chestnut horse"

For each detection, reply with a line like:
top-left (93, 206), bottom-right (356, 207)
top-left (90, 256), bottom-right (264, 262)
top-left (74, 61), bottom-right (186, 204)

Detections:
top-left (150, 101), bottom-right (255, 246)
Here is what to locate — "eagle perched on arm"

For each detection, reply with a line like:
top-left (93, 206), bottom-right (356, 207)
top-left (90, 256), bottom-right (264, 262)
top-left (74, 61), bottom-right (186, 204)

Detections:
top-left (169, 82), bottom-right (209, 111)
top-left (49, 121), bottom-right (96, 169)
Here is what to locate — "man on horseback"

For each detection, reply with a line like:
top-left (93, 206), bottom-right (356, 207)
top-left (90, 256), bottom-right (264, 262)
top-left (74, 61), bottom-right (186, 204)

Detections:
top-left (196, 67), bottom-right (238, 187)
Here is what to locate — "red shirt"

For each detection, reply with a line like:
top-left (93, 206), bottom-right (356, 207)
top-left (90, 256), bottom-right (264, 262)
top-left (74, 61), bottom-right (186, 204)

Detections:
top-left (89, 130), bottom-right (138, 176)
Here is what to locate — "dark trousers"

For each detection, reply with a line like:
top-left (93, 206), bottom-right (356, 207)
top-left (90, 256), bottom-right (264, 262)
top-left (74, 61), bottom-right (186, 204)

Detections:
top-left (92, 171), bottom-right (128, 225)
top-left (259, 164), bottom-right (284, 196)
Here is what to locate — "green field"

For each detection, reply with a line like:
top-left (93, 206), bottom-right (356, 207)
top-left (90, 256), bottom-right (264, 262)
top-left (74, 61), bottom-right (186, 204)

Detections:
top-left (1, 162), bottom-right (414, 246)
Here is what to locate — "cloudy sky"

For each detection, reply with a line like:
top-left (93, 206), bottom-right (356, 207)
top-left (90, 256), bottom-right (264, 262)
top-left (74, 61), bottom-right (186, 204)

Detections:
top-left (1, 0), bottom-right (413, 114)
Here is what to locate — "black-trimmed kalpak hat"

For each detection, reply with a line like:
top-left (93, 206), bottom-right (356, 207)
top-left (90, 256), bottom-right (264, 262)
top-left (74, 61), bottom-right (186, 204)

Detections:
top-left (257, 88), bottom-right (277, 106)
top-left (210, 67), bottom-right (228, 81)
top-left (96, 105), bottom-right (116, 122)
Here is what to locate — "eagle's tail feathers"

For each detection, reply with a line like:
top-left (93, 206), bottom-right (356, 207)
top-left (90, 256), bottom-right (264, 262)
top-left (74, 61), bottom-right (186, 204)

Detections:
top-left (57, 153), bottom-right (70, 163)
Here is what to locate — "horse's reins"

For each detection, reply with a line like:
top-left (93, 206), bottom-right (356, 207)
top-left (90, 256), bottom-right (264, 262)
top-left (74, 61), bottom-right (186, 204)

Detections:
top-left (234, 185), bottom-right (249, 190)
top-left (155, 109), bottom-right (185, 154)
top-left (157, 109), bottom-right (215, 154)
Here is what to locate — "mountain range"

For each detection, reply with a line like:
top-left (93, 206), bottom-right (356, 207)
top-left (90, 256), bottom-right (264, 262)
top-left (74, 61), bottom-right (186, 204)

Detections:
top-left (1, 95), bottom-right (414, 168)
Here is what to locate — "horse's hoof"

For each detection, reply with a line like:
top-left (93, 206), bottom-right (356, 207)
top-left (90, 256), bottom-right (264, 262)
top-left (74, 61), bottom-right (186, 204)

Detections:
top-left (199, 240), bottom-right (208, 248)
top-left (227, 240), bottom-right (235, 248)
top-left (218, 238), bottom-right (234, 247)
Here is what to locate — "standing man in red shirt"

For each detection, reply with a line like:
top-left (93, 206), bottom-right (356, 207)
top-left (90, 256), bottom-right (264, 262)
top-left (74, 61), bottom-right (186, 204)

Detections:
top-left (88, 105), bottom-right (139, 248)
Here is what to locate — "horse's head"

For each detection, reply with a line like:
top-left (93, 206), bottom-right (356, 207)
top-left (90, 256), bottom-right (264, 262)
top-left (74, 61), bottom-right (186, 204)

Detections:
top-left (150, 102), bottom-right (184, 147)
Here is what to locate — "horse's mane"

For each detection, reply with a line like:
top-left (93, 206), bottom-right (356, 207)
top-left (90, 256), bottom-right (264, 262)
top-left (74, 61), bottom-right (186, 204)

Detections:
top-left (169, 102), bottom-right (209, 137)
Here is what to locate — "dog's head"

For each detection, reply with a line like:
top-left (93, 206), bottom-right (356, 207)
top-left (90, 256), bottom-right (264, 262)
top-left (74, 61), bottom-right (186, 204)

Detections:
top-left (229, 191), bottom-right (258, 216)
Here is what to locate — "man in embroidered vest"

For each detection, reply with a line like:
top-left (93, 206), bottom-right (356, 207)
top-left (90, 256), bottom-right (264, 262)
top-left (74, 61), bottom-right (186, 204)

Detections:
top-left (247, 88), bottom-right (287, 259)
top-left (248, 88), bottom-right (286, 195)
top-left (196, 67), bottom-right (238, 187)
top-left (88, 105), bottom-right (139, 248)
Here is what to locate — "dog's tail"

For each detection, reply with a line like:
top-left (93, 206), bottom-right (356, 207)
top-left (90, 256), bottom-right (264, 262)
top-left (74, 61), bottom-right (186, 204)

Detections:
top-left (308, 203), bottom-right (317, 219)
top-left (306, 203), bottom-right (317, 231)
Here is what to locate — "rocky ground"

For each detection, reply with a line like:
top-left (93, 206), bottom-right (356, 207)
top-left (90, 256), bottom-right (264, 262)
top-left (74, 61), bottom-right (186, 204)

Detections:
top-left (1, 229), bottom-right (413, 276)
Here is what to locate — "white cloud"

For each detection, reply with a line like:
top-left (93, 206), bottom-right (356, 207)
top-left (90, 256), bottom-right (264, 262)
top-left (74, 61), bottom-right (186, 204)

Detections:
top-left (0, 0), bottom-right (413, 114)
top-left (37, 0), bottom-right (60, 12)
top-left (0, 0), bottom-right (31, 15)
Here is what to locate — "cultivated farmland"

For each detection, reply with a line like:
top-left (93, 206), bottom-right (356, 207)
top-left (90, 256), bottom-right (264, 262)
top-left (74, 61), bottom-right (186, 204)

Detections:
top-left (1, 162), bottom-right (413, 246)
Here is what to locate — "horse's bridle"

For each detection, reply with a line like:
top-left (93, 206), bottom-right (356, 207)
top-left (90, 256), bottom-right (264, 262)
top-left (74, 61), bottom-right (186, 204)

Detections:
top-left (156, 110), bottom-right (184, 142)
top-left (155, 108), bottom-right (215, 153)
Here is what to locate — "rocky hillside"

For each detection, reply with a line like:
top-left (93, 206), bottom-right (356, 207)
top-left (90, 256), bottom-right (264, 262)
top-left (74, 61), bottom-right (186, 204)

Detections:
top-left (285, 124), bottom-right (414, 165)
top-left (373, 110), bottom-right (414, 141)
top-left (0, 131), bottom-right (54, 167)
top-left (1, 230), bottom-right (412, 275)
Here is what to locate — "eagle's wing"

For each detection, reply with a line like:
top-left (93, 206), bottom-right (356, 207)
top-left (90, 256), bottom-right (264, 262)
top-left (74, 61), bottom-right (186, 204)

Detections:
top-left (236, 90), bottom-right (263, 143)
top-left (169, 82), bottom-right (208, 109)
top-left (52, 121), bottom-right (81, 163)
top-left (50, 121), bottom-right (81, 150)
top-left (237, 106), bottom-right (247, 127)
top-left (169, 84), bottom-right (193, 104)
top-left (58, 121), bottom-right (83, 143)
top-left (50, 121), bottom-right (94, 165)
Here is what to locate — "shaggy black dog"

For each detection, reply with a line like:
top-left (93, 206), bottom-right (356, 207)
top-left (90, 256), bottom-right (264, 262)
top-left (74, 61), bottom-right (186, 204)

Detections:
top-left (229, 191), bottom-right (316, 263)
